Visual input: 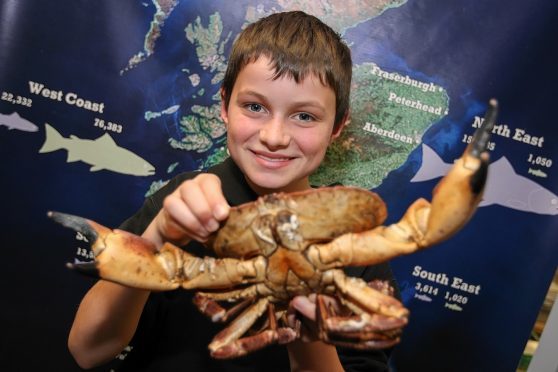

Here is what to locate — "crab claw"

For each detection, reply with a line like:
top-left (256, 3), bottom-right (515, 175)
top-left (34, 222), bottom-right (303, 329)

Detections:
top-left (306, 99), bottom-right (500, 272)
top-left (48, 211), bottom-right (102, 245)
top-left (421, 99), bottom-right (497, 245)
top-left (48, 211), bottom-right (101, 277)
top-left (48, 211), bottom-right (182, 290)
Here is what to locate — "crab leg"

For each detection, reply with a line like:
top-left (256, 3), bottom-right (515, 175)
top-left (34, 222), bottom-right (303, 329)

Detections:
top-left (328, 270), bottom-right (408, 319)
top-left (209, 297), bottom-right (269, 357)
top-left (307, 100), bottom-right (497, 270)
top-left (316, 295), bottom-right (403, 349)
top-left (194, 296), bottom-right (255, 323)
top-left (314, 270), bottom-right (407, 349)
top-left (193, 284), bottom-right (273, 321)
top-left (180, 255), bottom-right (267, 290)
top-left (208, 299), bottom-right (298, 359)
top-left (48, 212), bottom-right (267, 291)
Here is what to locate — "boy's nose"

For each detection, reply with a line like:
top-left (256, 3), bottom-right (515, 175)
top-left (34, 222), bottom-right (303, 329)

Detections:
top-left (259, 118), bottom-right (291, 149)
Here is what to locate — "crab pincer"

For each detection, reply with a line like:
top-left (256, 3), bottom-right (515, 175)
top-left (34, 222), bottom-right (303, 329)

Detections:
top-left (421, 98), bottom-right (497, 246)
top-left (48, 211), bottom-right (186, 290)
top-left (48, 211), bottom-right (107, 276)
top-left (470, 98), bottom-right (497, 158)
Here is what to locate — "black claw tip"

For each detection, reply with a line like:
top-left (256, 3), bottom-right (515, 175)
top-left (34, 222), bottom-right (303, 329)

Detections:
top-left (470, 161), bottom-right (489, 195)
top-left (470, 99), bottom-right (498, 157)
top-left (66, 261), bottom-right (100, 278)
top-left (48, 211), bottom-right (98, 243)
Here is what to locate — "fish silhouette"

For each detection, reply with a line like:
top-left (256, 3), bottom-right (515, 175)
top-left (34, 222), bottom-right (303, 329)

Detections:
top-left (0, 112), bottom-right (39, 132)
top-left (411, 144), bottom-right (558, 215)
top-left (39, 123), bottom-right (156, 176)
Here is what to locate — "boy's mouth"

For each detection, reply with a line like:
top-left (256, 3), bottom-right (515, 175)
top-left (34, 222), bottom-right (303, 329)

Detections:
top-left (251, 150), bottom-right (295, 163)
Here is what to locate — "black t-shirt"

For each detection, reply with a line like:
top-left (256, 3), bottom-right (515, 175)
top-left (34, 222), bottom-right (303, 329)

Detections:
top-left (108, 157), bottom-right (396, 371)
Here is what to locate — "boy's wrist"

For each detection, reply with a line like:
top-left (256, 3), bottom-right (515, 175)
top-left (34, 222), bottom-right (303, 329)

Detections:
top-left (287, 340), bottom-right (344, 372)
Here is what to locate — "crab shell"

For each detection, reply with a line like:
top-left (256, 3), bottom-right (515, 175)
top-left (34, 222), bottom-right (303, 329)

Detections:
top-left (209, 186), bottom-right (387, 260)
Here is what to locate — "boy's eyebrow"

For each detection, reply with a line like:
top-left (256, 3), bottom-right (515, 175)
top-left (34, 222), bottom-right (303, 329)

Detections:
top-left (237, 90), bottom-right (267, 101)
top-left (237, 90), bottom-right (327, 111)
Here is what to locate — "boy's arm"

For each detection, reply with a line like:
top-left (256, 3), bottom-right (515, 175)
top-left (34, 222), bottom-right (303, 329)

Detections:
top-left (67, 174), bottom-right (230, 368)
top-left (67, 217), bottom-right (171, 369)
top-left (288, 341), bottom-right (344, 372)
top-left (67, 280), bottom-right (150, 369)
top-left (286, 295), bottom-right (344, 372)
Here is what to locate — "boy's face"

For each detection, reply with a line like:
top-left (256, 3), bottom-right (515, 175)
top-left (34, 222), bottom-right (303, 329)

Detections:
top-left (222, 56), bottom-right (344, 195)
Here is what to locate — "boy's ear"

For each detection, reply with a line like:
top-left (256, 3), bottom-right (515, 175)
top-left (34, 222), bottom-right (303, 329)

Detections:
top-left (220, 88), bottom-right (229, 125)
top-left (331, 111), bottom-right (350, 141)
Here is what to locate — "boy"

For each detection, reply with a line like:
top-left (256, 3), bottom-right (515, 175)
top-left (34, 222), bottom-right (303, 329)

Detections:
top-left (68, 11), bottom-right (397, 371)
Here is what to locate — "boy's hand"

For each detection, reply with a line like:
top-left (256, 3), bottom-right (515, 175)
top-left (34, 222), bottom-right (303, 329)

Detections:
top-left (152, 173), bottom-right (230, 246)
top-left (288, 294), bottom-right (348, 342)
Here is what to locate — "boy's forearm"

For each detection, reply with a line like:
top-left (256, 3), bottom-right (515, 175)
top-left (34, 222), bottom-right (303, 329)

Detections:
top-left (68, 280), bottom-right (150, 369)
top-left (68, 222), bottom-right (162, 369)
top-left (287, 340), bottom-right (344, 372)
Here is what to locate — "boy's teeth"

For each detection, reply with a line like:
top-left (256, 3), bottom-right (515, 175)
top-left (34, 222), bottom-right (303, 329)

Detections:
top-left (260, 155), bottom-right (289, 161)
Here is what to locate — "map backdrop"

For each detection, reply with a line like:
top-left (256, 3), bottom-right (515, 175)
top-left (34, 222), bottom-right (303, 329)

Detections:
top-left (0, 0), bottom-right (557, 370)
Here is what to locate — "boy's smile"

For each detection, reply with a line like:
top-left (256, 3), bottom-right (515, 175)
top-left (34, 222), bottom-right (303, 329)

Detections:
top-left (222, 56), bottom-right (343, 195)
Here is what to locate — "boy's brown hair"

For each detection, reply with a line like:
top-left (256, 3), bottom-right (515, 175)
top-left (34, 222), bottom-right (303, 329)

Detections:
top-left (221, 11), bottom-right (352, 130)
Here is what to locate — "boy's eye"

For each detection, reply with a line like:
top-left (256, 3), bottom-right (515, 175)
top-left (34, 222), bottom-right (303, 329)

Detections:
top-left (294, 112), bottom-right (315, 122)
top-left (246, 103), bottom-right (264, 113)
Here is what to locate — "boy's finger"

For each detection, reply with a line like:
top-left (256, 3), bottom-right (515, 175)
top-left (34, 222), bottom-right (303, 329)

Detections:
top-left (163, 194), bottom-right (209, 241)
top-left (195, 174), bottom-right (230, 221)
top-left (176, 181), bottom-right (218, 233)
top-left (291, 296), bottom-right (317, 320)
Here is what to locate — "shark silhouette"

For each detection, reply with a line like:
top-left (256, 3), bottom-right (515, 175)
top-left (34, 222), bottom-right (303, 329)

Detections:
top-left (39, 123), bottom-right (155, 176)
top-left (411, 144), bottom-right (558, 215)
top-left (0, 112), bottom-right (39, 132)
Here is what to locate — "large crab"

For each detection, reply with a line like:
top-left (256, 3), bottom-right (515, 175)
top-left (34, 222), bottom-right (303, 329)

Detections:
top-left (50, 101), bottom-right (497, 359)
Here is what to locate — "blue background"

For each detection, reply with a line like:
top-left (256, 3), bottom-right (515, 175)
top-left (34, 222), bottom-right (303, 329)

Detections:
top-left (0, 0), bottom-right (556, 370)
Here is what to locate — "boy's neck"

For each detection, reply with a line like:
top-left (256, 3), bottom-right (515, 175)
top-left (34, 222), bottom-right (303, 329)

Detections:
top-left (246, 176), bottom-right (311, 196)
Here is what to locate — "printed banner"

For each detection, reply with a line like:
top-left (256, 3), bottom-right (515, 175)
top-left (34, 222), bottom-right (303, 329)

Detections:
top-left (0, 0), bottom-right (556, 370)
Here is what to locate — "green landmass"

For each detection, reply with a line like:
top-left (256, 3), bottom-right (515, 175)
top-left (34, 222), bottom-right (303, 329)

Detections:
top-left (144, 179), bottom-right (170, 197)
top-left (161, 11), bottom-right (230, 166)
top-left (120, 0), bottom-right (179, 74)
top-left (185, 12), bottom-right (231, 77)
top-left (246, 0), bottom-right (407, 33)
top-left (311, 62), bottom-right (449, 188)
top-left (167, 162), bottom-right (179, 173)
